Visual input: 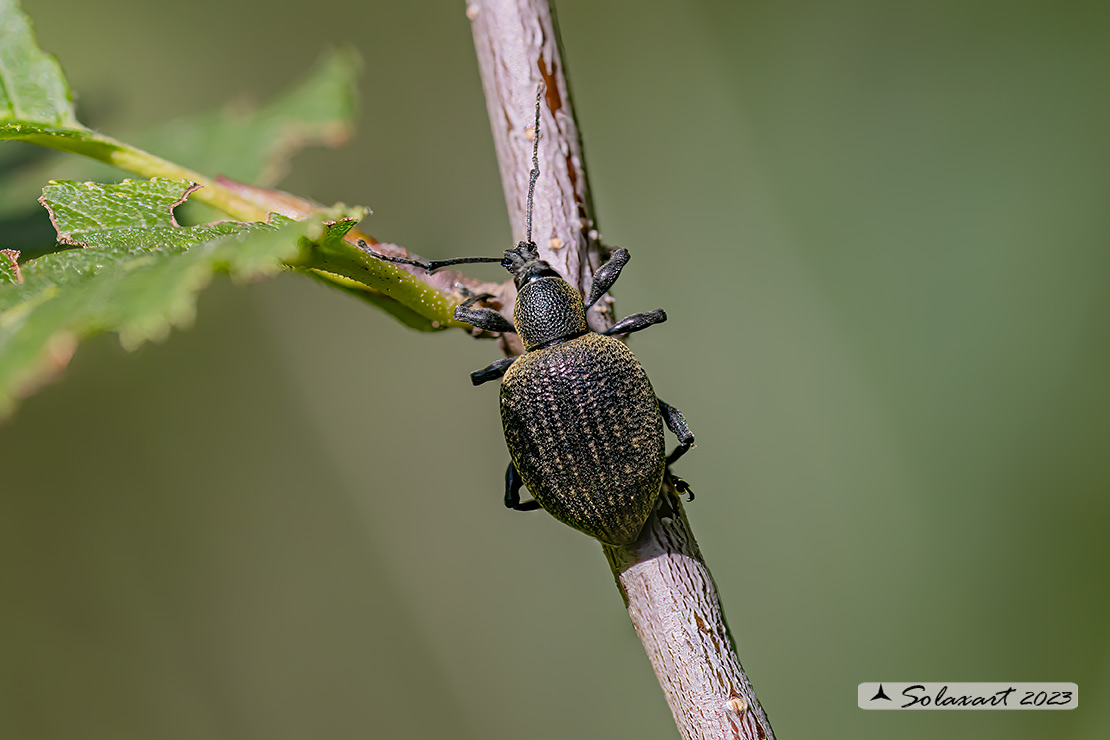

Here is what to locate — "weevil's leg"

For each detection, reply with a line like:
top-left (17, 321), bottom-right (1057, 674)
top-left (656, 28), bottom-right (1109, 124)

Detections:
top-left (456, 289), bottom-right (514, 332)
top-left (471, 357), bottom-right (516, 386)
top-left (455, 304), bottom-right (516, 333)
top-left (583, 248), bottom-right (630, 309)
top-left (457, 288), bottom-right (493, 307)
top-left (670, 474), bottom-right (695, 502)
top-left (659, 399), bottom-right (695, 500)
top-left (505, 462), bottom-right (541, 511)
top-left (454, 290), bottom-right (516, 333)
top-left (659, 398), bottom-right (695, 465)
top-left (666, 444), bottom-right (692, 466)
top-left (602, 308), bottom-right (667, 336)
top-left (659, 399), bottom-right (695, 448)
top-left (661, 399), bottom-right (697, 503)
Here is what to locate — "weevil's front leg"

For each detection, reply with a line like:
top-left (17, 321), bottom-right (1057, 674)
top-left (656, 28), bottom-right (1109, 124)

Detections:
top-left (602, 309), bottom-right (667, 336)
top-left (583, 247), bottom-right (630, 309)
top-left (454, 291), bottom-right (516, 334)
top-left (505, 462), bottom-right (541, 511)
top-left (471, 356), bottom-right (516, 386)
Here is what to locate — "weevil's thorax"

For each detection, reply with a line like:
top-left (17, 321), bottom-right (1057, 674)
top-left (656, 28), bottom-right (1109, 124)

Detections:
top-left (500, 240), bottom-right (589, 351)
top-left (513, 276), bottom-right (589, 351)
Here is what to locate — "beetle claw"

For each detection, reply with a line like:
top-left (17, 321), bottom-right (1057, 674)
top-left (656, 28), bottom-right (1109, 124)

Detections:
top-left (671, 476), bottom-right (694, 502)
top-left (457, 286), bottom-right (496, 307)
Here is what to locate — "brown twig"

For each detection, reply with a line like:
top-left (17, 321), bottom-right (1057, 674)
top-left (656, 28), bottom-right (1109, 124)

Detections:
top-left (466, 1), bottom-right (775, 738)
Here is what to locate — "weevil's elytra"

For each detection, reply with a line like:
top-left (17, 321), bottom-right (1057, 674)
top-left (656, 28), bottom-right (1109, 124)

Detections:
top-left (358, 86), bottom-right (694, 545)
top-left (500, 330), bottom-right (666, 544)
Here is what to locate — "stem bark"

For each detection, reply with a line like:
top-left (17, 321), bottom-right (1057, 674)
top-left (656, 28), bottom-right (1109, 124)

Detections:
top-left (466, 2), bottom-right (775, 737)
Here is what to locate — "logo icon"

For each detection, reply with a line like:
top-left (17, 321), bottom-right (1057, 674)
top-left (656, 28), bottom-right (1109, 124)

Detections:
top-left (870, 684), bottom-right (892, 702)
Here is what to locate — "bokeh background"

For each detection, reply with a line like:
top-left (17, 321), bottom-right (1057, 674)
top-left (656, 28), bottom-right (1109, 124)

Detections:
top-left (3, 0), bottom-right (1109, 738)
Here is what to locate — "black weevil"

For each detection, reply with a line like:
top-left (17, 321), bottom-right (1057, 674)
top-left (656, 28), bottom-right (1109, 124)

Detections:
top-left (359, 91), bottom-right (694, 545)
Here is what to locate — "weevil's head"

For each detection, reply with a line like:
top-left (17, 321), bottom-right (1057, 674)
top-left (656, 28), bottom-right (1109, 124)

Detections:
top-left (501, 240), bottom-right (561, 289)
top-left (505, 241), bottom-right (589, 350)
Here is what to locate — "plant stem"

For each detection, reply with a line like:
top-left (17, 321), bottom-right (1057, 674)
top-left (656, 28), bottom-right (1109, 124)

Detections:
top-left (9, 123), bottom-right (510, 332)
top-left (11, 126), bottom-right (273, 221)
top-left (466, 1), bottom-right (776, 737)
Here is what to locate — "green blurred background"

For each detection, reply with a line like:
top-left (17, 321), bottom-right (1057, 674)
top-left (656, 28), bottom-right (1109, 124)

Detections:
top-left (3, 0), bottom-right (1109, 738)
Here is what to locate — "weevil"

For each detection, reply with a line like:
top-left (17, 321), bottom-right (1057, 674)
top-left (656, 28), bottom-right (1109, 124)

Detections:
top-left (359, 89), bottom-right (694, 545)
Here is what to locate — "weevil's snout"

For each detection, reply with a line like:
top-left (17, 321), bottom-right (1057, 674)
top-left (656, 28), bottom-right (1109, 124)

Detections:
top-left (503, 240), bottom-right (561, 288)
top-left (501, 240), bottom-right (539, 271)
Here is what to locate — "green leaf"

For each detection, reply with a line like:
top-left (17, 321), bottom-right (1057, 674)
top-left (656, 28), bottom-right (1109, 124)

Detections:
top-left (0, 0), bottom-right (106, 158)
top-left (0, 0), bottom-right (271, 223)
top-left (38, 178), bottom-right (275, 249)
top-left (43, 178), bottom-right (203, 239)
top-left (146, 48), bottom-right (359, 187)
top-left (0, 178), bottom-right (360, 415)
top-left (0, 0), bottom-right (77, 127)
top-left (0, 249), bottom-right (19, 285)
top-left (0, 47), bottom-right (360, 241)
top-left (4, 48), bottom-right (358, 202)
top-left (0, 0), bottom-right (468, 380)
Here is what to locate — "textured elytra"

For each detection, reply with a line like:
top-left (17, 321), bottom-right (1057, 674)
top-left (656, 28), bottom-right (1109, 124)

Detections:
top-left (500, 333), bottom-right (665, 545)
top-left (513, 277), bottom-right (590, 350)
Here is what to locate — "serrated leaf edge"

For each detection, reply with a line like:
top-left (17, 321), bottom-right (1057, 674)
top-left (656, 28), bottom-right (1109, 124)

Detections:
top-left (0, 249), bottom-right (21, 283)
top-left (38, 179), bottom-right (203, 247)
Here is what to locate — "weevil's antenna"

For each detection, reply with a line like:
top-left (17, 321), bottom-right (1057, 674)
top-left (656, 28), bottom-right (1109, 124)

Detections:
top-left (524, 83), bottom-right (544, 246)
top-left (359, 85), bottom-right (547, 278)
top-left (356, 239), bottom-right (502, 273)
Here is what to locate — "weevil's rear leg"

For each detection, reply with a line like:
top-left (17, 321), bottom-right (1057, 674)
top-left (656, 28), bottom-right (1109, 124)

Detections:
top-left (471, 356), bottom-right (516, 386)
top-left (668, 475), bottom-right (694, 501)
top-left (602, 309), bottom-right (667, 336)
top-left (454, 292), bottom-right (516, 334)
top-left (659, 399), bottom-right (695, 459)
top-left (505, 462), bottom-right (541, 511)
top-left (659, 398), bottom-right (696, 500)
top-left (584, 248), bottom-right (630, 309)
